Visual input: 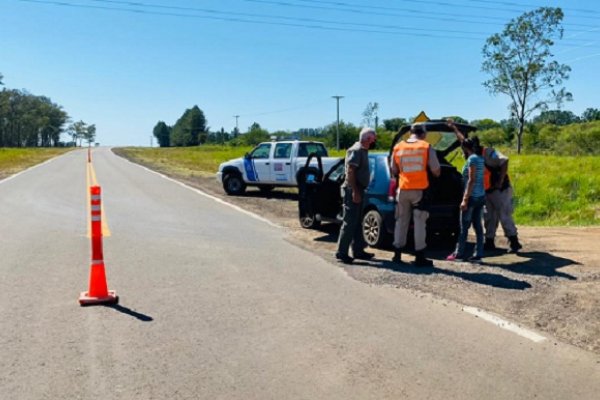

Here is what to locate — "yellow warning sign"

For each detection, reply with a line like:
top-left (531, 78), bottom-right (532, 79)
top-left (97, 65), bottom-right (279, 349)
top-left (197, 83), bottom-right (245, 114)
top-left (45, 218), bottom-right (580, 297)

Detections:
top-left (413, 111), bottom-right (430, 123)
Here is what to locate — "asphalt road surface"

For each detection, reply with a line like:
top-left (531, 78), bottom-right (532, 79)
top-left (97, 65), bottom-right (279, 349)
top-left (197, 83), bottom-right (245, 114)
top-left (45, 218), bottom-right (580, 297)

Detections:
top-left (1, 148), bottom-right (599, 399)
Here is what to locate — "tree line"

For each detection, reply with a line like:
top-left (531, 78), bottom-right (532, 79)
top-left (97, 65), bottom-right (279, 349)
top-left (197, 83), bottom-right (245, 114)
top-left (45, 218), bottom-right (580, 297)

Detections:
top-left (0, 73), bottom-right (95, 147)
top-left (154, 103), bottom-right (600, 156)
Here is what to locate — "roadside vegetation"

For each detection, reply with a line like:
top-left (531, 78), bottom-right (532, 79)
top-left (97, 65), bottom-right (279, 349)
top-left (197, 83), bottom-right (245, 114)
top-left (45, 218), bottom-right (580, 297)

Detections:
top-left (115, 144), bottom-right (599, 227)
top-left (0, 73), bottom-right (96, 148)
top-left (0, 148), bottom-right (72, 179)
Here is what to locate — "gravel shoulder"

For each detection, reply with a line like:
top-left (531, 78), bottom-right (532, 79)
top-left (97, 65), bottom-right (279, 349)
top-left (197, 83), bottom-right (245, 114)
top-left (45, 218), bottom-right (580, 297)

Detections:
top-left (116, 153), bottom-right (600, 354)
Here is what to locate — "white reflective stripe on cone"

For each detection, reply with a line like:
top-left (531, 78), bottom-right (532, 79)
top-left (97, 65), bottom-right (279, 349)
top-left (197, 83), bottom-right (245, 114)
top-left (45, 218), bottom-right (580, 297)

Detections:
top-left (91, 195), bottom-right (101, 201)
top-left (91, 260), bottom-right (103, 265)
top-left (91, 205), bottom-right (101, 211)
top-left (91, 216), bottom-right (102, 221)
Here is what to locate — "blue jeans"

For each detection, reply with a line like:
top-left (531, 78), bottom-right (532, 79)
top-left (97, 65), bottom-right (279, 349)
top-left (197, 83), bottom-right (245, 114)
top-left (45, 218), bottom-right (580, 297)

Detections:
top-left (455, 196), bottom-right (485, 258)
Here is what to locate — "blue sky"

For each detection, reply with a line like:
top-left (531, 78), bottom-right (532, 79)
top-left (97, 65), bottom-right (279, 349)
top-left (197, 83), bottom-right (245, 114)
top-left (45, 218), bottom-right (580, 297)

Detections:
top-left (1, 0), bottom-right (599, 146)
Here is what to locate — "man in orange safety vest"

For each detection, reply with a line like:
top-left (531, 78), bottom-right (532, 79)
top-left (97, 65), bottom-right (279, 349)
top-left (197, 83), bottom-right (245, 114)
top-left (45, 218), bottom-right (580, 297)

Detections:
top-left (390, 123), bottom-right (441, 266)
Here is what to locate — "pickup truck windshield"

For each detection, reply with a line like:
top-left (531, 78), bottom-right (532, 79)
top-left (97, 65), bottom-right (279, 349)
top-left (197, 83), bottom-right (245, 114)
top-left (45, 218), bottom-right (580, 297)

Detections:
top-left (298, 143), bottom-right (328, 157)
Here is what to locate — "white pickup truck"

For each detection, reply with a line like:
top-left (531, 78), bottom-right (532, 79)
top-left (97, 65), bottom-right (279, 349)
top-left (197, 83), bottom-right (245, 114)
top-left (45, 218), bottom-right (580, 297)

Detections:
top-left (216, 140), bottom-right (340, 195)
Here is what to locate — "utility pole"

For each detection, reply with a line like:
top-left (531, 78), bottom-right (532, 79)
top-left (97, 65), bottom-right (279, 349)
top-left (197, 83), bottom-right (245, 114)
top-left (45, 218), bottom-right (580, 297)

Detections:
top-left (150, 135), bottom-right (153, 148)
top-left (233, 115), bottom-right (240, 136)
top-left (332, 95), bottom-right (344, 150)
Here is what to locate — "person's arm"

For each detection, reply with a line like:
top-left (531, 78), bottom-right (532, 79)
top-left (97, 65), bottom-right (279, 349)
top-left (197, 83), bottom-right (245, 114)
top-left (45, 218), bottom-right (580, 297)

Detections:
top-left (461, 163), bottom-right (476, 211)
top-left (446, 119), bottom-right (465, 142)
top-left (346, 164), bottom-right (362, 204)
top-left (496, 159), bottom-right (508, 189)
top-left (428, 146), bottom-right (441, 177)
top-left (390, 153), bottom-right (399, 177)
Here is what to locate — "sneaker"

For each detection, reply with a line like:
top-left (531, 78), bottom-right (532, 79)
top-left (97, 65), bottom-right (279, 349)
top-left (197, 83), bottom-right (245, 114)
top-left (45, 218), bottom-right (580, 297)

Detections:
top-left (335, 253), bottom-right (354, 264)
top-left (483, 238), bottom-right (497, 251)
top-left (391, 249), bottom-right (402, 263)
top-left (353, 251), bottom-right (374, 260)
top-left (468, 256), bottom-right (482, 264)
top-left (446, 253), bottom-right (460, 261)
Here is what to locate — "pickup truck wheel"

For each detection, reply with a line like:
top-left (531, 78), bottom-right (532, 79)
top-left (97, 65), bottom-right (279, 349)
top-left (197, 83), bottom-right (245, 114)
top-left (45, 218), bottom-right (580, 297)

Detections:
top-left (362, 209), bottom-right (384, 248)
top-left (223, 174), bottom-right (246, 195)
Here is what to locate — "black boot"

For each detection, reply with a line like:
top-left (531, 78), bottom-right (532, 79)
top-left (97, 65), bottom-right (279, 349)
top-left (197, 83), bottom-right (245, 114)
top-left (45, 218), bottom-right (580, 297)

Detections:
top-left (484, 238), bottom-right (496, 251)
top-left (413, 250), bottom-right (434, 267)
top-left (507, 235), bottom-right (522, 253)
top-left (392, 248), bottom-right (402, 263)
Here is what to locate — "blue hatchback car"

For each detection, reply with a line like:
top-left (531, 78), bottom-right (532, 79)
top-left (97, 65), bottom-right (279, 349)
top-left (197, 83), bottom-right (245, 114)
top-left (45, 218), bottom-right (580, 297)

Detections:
top-left (297, 120), bottom-right (476, 248)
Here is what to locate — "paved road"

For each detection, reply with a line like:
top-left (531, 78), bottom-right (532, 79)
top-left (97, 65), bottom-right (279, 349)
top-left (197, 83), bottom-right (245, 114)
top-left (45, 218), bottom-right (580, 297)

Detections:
top-left (1, 148), bottom-right (599, 399)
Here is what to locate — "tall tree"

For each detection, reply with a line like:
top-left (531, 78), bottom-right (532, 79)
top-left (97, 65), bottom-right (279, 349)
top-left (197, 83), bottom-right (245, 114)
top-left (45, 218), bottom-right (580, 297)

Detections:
top-left (84, 124), bottom-right (96, 145)
top-left (170, 105), bottom-right (207, 146)
top-left (69, 120), bottom-right (87, 147)
top-left (581, 108), bottom-right (600, 122)
top-left (153, 121), bottom-right (171, 147)
top-left (533, 110), bottom-right (579, 125)
top-left (242, 122), bottom-right (270, 146)
top-left (0, 89), bottom-right (68, 147)
top-left (362, 102), bottom-right (379, 127)
top-left (382, 118), bottom-right (408, 132)
top-left (470, 118), bottom-right (501, 131)
top-left (323, 121), bottom-right (360, 149)
top-left (482, 7), bottom-right (571, 153)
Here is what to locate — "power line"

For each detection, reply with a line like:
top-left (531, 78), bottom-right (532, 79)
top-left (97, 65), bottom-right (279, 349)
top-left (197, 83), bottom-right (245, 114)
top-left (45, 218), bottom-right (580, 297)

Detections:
top-left (464, 0), bottom-right (600, 16)
top-left (243, 0), bottom-right (600, 27)
top-left (18, 0), bottom-right (600, 43)
top-left (15, 0), bottom-right (485, 40)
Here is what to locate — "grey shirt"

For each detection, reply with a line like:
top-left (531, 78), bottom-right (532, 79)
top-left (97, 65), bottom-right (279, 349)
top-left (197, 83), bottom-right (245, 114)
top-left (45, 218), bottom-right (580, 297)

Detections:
top-left (482, 147), bottom-right (508, 169)
top-left (343, 142), bottom-right (370, 190)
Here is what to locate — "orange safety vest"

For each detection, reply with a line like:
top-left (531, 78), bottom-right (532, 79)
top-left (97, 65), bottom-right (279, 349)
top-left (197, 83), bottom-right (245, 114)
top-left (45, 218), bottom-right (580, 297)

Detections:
top-left (482, 146), bottom-right (510, 191)
top-left (393, 140), bottom-right (430, 190)
top-left (482, 146), bottom-right (492, 191)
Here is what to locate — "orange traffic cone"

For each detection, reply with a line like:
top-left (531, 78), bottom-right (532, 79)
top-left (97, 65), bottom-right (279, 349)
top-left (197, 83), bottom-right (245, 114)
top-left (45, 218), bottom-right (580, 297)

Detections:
top-left (79, 185), bottom-right (118, 306)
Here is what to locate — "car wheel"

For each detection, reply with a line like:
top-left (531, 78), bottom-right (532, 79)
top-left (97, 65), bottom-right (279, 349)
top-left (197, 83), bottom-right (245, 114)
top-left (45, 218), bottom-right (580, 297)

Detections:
top-left (223, 174), bottom-right (246, 195)
top-left (299, 196), bottom-right (321, 229)
top-left (362, 209), bottom-right (384, 248)
top-left (299, 212), bottom-right (321, 229)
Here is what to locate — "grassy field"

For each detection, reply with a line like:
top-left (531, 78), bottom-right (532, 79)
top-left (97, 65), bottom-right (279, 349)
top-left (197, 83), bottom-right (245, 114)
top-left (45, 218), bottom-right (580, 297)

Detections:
top-left (115, 145), bottom-right (600, 227)
top-left (0, 148), bottom-right (73, 179)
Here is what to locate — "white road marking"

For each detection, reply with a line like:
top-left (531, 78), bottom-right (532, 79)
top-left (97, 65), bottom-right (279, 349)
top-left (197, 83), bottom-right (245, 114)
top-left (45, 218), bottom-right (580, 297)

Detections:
top-left (463, 306), bottom-right (547, 343)
top-left (116, 153), bottom-right (280, 228)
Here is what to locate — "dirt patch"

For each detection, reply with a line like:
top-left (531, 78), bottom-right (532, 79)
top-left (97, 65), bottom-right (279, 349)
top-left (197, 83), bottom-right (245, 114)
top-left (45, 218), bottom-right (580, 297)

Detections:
top-left (118, 154), bottom-right (600, 354)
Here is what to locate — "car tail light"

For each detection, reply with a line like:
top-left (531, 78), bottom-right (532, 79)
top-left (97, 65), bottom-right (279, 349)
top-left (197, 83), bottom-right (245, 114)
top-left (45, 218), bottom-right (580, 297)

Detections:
top-left (387, 177), bottom-right (397, 202)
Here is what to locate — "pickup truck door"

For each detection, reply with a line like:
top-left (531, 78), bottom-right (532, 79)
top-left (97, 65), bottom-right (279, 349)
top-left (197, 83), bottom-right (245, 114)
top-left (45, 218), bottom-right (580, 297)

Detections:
top-left (245, 143), bottom-right (273, 183)
top-left (271, 142), bottom-right (293, 183)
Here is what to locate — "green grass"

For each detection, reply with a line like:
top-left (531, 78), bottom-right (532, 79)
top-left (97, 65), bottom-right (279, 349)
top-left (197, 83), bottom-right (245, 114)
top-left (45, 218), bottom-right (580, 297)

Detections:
top-left (116, 145), bottom-right (600, 226)
top-left (113, 145), bottom-right (253, 177)
top-left (0, 148), bottom-right (72, 179)
top-left (510, 155), bottom-right (600, 226)
top-left (449, 150), bottom-right (600, 226)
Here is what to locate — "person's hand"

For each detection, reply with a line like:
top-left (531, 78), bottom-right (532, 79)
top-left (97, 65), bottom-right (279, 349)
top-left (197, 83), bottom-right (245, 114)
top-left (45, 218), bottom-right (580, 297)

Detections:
top-left (446, 118), bottom-right (455, 128)
top-left (460, 198), bottom-right (468, 211)
top-left (352, 190), bottom-right (362, 204)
